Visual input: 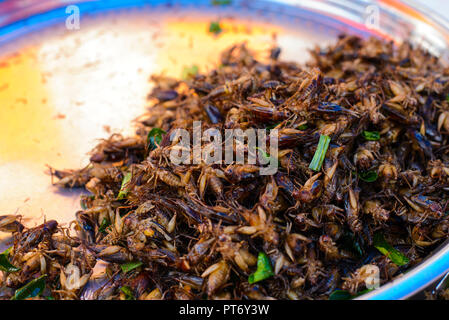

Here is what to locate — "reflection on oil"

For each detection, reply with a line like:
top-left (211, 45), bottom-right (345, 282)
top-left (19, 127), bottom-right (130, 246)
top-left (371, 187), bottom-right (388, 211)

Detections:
top-left (0, 49), bottom-right (61, 164)
top-left (156, 18), bottom-right (279, 77)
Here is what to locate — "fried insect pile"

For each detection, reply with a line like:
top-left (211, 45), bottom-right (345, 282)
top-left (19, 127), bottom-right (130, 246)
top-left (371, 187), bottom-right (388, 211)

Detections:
top-left (2, 35), bottom-right (449, 300)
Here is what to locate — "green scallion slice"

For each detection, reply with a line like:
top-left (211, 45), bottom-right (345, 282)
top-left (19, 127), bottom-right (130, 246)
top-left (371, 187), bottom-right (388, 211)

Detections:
top-left (309, 135), bottom-right (331, 172)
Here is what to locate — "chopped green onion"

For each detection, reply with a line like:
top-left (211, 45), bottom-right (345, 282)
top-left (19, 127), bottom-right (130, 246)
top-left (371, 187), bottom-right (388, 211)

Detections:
top-left (339, 232), bottom-right (363, 257)
top-left (255, 147), bottom-right (278, 165)
top-left (329, 288), bottom-right (373, 300)
top-left (309, 135), bottom-right (331, 172)
top-left (98, 218), bottom-right (110, 234)
top-left (211, 0), bottom-right (231, 5)
top-left (248, 252), bottom-right (274, 284)
top-left (328, 290), bottom-right (352, 300)
top-left (209, 21), bottom-right (222, 35)
top-left (11, 275), bottom-right (46, 300)
top-left (117, 172), bottom-right (132, 200)
top-left (147, 127), bottom-right (166, 150)
top-left (297, 124), bottom-right (308, 130)
top-left (266, 123), bottom-right (279, 130)
top-left (362, 131), bottom-right (380, 141)
top-left (120, 286), bottom-right (135, 300)
top-left (0, 247), bottom-right (20, 273)
top-left (358, 171), bottom-right (378, 182)
top-left (255, 147), bottom-right (271, 162)
top-left (80, 200), bottom-right (87, 210)
top-left (181, 65), bottom-right (199, 80)
top-left (121, 261), bottom-right (143, 274)
top-left (373, 233), bottom-right (409, 266)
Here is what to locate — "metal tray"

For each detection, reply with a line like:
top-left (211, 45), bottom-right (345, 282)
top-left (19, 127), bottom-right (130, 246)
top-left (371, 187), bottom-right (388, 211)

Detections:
top-left (0, 0), bottom-right (448, 299)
